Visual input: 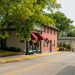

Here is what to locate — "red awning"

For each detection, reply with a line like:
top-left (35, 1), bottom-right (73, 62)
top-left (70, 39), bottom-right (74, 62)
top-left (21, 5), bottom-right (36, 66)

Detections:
top-left (31, 33), bottom-right (38, 40)
top-left (34, 33), bottom-right (46, 40)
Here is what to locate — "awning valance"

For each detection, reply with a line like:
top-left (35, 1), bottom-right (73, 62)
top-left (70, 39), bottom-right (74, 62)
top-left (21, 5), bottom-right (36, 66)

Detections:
top-left (31, 33), bottom-right (38, 41)
top-left (34, 33), bottom-right (46, 40)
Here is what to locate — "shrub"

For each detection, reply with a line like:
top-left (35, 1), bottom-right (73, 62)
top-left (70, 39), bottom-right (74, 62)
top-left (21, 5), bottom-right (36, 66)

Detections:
top-left (63, 43), bottom-right (67, 48)
top-left (16, 48), bottom-right (21, 52)
top-left (58, 42), bottom-right (71, 51)
top-left (66, 44), bottom-right (71, 50)
top-left (58, 42), bottom-right (63, 47)
top-left (9, 47), bottom-right (16, 52)
top-left (3, 47), bottom-right (21, 52)
top-left (4, 47), bottom-right (9, 51)
top-left (59, 47), bottom-right (65, 51)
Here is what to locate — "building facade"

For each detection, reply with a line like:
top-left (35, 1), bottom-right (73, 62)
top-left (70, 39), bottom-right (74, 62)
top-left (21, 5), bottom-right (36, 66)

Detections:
top-left (1, 25), bottom-right (58, 53)
top-left (58, 37), bottom-right (75, 51)
top-left (41, 26), bottom-right (58, 53)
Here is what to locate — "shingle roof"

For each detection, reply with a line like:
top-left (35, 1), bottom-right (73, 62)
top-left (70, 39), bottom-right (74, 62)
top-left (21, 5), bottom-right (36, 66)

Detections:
top-left (42, 25), bottom-right (59, 31)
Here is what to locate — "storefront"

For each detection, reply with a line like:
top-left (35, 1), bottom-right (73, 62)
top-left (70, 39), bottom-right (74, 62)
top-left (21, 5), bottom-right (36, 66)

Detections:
top-left (27, 32), bottom-right (46, 54)
top-left (6, 25), bottom-right (58, 54)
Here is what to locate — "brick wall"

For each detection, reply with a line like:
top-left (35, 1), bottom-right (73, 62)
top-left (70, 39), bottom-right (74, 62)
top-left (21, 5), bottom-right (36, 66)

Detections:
top-left (41, 26), bottom-right (58, 52)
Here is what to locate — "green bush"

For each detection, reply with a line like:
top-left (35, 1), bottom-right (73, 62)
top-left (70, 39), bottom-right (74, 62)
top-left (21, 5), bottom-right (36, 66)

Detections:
top-left (0, 50), bottom-right (21, 57)
top-left (9, 47), bottom-right (16, 52)
top-left (66, 44), bottom-right (71, 50)
top-left (59, 47), bottom-right (65, 51)
top-left (16, 48), bottom-right (21, 52)
top-left (58, 43), bottom-right (71, 51)
top-left (63, 43), bottom-right (67, 48)
top-left (58, 42), bottom-right (63, 47)
top-left (3, 47), bottom-right (21, 52)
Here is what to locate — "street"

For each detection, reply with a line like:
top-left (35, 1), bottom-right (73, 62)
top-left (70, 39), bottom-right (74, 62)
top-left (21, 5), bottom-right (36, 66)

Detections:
top-left (0, 52), bottom-right (75, 75)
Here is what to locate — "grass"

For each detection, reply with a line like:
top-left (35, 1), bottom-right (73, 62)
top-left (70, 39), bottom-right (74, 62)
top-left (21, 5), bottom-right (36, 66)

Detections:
top-left (0, 50), bottom-right (22, 57)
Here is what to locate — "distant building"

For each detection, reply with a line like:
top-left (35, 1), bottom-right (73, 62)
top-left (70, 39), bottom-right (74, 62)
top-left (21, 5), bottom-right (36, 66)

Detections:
top-left (58, 37), bottom-right (75, 51)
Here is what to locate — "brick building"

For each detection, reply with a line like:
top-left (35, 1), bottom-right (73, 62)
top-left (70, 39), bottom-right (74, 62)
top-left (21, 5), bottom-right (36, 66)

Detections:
top-left (41, 25), bottom-right (58, 52)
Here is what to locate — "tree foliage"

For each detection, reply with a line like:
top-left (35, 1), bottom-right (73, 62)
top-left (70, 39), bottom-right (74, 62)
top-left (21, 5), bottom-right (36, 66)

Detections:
top-left (0, 0), bottom-right (60, 39)
top-left (48, 11), bottom-right (73, 31)
top-left (47, 11), bottom-right (73, 36)
top-left (67, 25), bottom-right (75, 37)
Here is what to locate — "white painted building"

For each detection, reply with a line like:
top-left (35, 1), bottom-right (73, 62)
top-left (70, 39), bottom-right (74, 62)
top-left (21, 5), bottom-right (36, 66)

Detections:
top-left (58, 37), bottom-right (75, 51)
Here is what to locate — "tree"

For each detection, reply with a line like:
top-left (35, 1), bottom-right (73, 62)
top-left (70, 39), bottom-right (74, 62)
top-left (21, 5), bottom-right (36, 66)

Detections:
top-left (47, 11), bottom-right (73, 36)
top-left (0, 0), bottom-right (60, 54)
top-left (0, 0), bottom-right (60, 39)
top-left (67, 30), bottom-right (75, 37)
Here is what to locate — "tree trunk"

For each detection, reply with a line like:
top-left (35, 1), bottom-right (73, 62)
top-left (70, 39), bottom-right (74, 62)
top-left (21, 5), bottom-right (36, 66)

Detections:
top-left (25, 41), bottom-right (29, 55)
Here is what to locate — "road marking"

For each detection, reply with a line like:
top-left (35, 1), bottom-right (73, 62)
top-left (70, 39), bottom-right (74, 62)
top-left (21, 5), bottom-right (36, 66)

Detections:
top-left (3, 53), bottom-right (68, 75)
top-left (1, 52), bottom-right (61, 64)
top-left (4, 63), bottom-right (45, 75)
top-left (1, 52), bottom-right (73, 75)
top-left (2, 57), bottom-right (61, 75)
top-left (2, 52), bottom-right (67, 75)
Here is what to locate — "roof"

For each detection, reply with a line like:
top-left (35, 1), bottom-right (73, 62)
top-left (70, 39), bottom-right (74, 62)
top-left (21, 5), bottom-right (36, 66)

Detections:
top-left (42, 25), bottom-right (59, 31)
top-left (58, 37), bottom-right (75, 40)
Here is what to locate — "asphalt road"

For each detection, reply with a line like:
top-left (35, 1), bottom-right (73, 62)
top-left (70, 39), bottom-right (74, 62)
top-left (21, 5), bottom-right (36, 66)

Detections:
top-left (0, 52), bottom-right (75, 75)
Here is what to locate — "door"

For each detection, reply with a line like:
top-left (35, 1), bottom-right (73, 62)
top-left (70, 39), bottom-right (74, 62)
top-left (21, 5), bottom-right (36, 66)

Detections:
top-left (1, 39), bottom-right (6, 49)
top-left (50, 40), bottom-right (52, 52)
top-left (0, 39), bottom-right (1, 49)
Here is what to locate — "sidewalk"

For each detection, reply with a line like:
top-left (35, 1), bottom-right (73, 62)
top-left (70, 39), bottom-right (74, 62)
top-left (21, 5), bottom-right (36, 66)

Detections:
top-left (0, 52), bottom-right (61, 64)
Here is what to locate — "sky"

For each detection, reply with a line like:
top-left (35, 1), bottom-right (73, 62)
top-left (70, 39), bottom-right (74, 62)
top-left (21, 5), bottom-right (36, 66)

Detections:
top-left (57, 0), bottom-right (75, 25)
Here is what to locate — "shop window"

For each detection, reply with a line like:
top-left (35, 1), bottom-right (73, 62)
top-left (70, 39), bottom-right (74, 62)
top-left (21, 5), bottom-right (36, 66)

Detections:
top-left (29, 41), bottom-right (33, 46)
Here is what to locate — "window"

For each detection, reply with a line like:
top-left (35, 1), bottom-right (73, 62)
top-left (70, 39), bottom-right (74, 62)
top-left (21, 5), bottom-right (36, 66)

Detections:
top-left (47, 27), bottom-right (49, 33)
top-left (43, 41), bottom-right (45, 47)
top-left (1, 39), bottom-right (6, 49)
top-left (44, 26), bottom-right (46, 33)
top-left (54, 40), bottom-right (55, 46)
top-left (47, 42), bottom-right (49, 47)
top-left (50, 29), bottom-right (52, 34)
top-left (54, 30), bottom-right (56, 35)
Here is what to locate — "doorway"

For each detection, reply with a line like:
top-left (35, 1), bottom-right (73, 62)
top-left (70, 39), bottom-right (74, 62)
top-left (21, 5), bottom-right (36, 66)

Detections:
top-left (50, 40), bottom-right (52, 52)
top-left (0, 39), bottom-right (6, 49)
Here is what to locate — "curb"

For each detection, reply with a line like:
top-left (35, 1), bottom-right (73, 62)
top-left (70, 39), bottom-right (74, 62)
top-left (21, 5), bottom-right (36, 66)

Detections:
top-left (0, 52), bottom-right (61, 64)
